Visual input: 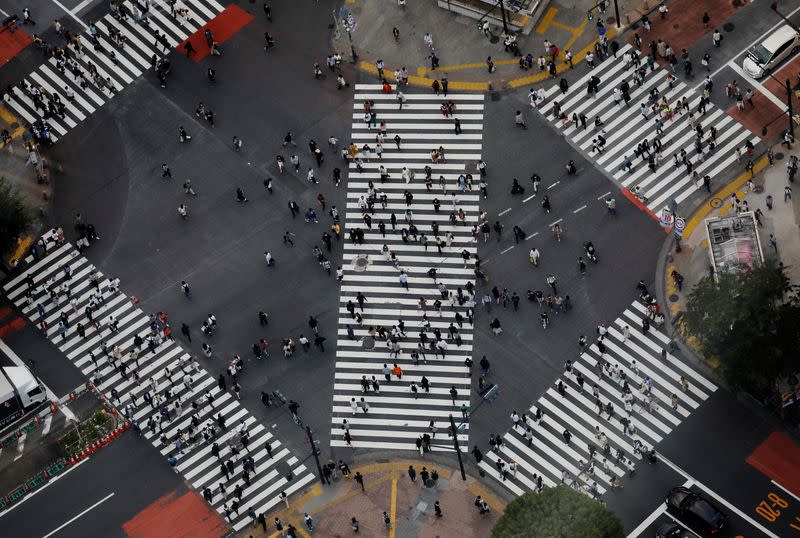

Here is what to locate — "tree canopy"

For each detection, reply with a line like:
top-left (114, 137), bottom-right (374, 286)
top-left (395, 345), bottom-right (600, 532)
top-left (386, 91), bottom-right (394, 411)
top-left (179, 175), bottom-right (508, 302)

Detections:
top-left (683, 258), bottom-right (800, 396)
top-left (0, 176), bottom-right (33, 259)
top-left (491, 486), bottom-right (624, 538)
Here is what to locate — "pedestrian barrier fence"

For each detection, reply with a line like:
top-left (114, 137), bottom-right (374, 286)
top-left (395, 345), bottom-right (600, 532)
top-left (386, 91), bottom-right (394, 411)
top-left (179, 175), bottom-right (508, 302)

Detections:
top-left (0, 457), bottom-right (69, 512)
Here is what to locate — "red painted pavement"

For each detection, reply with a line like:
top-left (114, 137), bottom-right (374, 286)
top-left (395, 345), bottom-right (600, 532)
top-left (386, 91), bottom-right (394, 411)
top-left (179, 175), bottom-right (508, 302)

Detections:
top-left (0, 317), bottom-right (26, 337)
top-left (625, 0), bottom-right (742, 66)
top-left (122, 490), bottom-right (227, 538)
top-left (621, 186), bottom-right (663, 223)
top-left (179, 4), bottom-right (254, 63)
top-left (0, 26), bottom-right (32, 66)
top-left (746, 430), bottom-right (800, 498)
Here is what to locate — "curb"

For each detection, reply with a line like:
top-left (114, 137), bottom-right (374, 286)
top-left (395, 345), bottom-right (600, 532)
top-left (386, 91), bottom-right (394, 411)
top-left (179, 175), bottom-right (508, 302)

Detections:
top-left (353, 29), bottom-right (617, 93)
top-left (655, 147), bottom-right (776, 383)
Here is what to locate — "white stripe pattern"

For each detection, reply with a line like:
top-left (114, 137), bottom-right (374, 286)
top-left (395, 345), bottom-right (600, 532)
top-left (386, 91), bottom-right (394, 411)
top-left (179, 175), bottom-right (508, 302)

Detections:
top-left (3, 0), bottom-right (225, 143)
top-left (540, 43), bottom-right (760, 213)
top-left (479, 300), bottom-right (717, 498)
top-left (331, 84), bottom-right (485, 452)
top-left (2, 236), bottom-right (314, 531)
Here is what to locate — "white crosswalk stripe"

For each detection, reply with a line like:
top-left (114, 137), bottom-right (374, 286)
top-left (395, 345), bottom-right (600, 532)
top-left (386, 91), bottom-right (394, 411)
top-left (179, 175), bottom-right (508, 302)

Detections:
top-left (479, 300), bottom-right (717, 498)
top-left (539, 43), bottom-right (760, 213)
top-left (2, 236), bottom-right (314, 531)
top-left (3, 0), bottom-right (224, 144)
top-left (330, 84), bottom-right (484, 452)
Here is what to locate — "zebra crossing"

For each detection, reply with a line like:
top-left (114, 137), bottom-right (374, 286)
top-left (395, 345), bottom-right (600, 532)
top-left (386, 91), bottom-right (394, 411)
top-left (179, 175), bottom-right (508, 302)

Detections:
top-left (3, 0), bottom-right (225, 143)
top-left (2, 234), bottom-right (314, 531)
top-left (540, 43), bottom-right (760, 214)
top-left (478, 300), bottom-right (717, 497)
top-left (330, 84), bottom-right (484, 451)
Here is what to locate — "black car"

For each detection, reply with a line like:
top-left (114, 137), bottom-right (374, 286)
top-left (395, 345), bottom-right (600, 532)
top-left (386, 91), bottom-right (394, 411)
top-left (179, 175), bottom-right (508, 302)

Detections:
top-left (656, 521), bottom-right (696, 537)
top-left (665, 486), bottom-right (727, 536)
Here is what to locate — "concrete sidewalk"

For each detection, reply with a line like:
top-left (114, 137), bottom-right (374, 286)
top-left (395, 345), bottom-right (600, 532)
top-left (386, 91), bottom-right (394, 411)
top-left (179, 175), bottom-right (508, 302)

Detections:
top-left (242, 460), bottom-right (505, 538)
top-left (333, 0), bottom-right (619, 91)
top-left (661, 142), bottom-right (799, 360)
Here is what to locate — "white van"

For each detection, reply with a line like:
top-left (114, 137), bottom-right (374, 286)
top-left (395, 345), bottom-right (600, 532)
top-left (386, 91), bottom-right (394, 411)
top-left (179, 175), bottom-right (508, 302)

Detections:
top-left (0, 366), bottom-right (47, 428)
top-left (743, 25), bottom-right (800, 79)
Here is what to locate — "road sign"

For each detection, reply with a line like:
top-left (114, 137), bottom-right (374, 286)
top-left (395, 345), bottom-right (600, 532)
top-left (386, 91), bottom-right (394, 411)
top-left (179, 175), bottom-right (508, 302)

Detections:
top-left (659, 207), bottom-right (674, 228)
top-left (674, 217), bottom-right (686, 237)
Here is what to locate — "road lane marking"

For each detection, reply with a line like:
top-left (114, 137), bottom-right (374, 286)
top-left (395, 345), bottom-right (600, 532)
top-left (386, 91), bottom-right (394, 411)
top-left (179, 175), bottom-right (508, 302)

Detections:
top-left (41, 492), bottom-right (115, 538)
top-left (548, 218), bottom-right (563, 227)
top-left (0, 458), bottom-right (90, 518)
top-left (657, 452), bottom-right (781, 538)
top-left (573, 204), bottom-right (587, 214)
top-left (498, 207), bottom-right (512, 216)
top-left (627, 479), bottom-right (692, 537)
top-left (523, 194), bottom-right (537, 202)
top-left (548, 181), bottom-right (560, 189)
top-left (727, 61), bottom-right (786, 111)
top-left (500, 246), bottom-right (515, 255)
top-left (698, 3), bottom-right (800, 91)
top-left (597, 191), bottom-right (611, 200)
top-left (525, 232), bottom-right (539, 240)
top-left (771, 479), bottom-right (800, 502)
top-left (626, 504), bottom-right (667, 538)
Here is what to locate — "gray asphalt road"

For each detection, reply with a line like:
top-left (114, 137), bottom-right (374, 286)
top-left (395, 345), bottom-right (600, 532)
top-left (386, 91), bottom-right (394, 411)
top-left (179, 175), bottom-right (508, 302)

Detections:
top-left (0, 433), bottom-right (186, 538)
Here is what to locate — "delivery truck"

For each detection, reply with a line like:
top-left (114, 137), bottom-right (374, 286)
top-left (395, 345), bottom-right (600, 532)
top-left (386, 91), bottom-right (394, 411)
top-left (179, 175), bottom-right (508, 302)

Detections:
top-left (0, 366), bottom-right (47, 429)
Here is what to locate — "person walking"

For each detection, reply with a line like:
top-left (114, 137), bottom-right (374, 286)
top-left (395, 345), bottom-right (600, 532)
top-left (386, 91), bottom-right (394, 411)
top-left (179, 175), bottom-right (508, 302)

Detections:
top-left (408, 465), bottom-right (417, 482)
top-left (354, 471), bottom-right (365, 492)
top-left (514, 110), bottom-right (527, 129)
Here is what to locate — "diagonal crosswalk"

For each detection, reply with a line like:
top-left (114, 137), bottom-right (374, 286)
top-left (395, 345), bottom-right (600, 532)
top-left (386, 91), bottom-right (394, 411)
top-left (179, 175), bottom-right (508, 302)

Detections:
top-left (478, 300), bottom-right (717, 498)
top-left (2, 234), bottom-right (314, 531)
top-left (330, 84), bottom-right (484, 452)
top-left (3, 0), bottom-right (225, 143)
top-left (540, 43), bottom-right (760, 214)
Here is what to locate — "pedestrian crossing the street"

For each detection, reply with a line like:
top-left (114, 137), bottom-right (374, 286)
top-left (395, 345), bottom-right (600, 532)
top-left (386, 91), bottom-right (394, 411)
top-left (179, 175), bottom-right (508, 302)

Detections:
top-left (330, 84), bottom-right (484, 452)
top-left (540, 43), bottom-right (761, 214)
top-left (2, 237), bottom-right (314, 531)
top-left (3, 0), bottom-right (225, 143)
top-left (478, 300), bottom-right (717, 498)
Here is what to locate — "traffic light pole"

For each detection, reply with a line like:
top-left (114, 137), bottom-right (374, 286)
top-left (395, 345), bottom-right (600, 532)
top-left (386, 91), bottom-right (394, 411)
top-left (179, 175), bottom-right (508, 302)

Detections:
top-left (449, 414), bottom-right (467, 481)
top-left (306, 425), bottom-right (328, 485)
top-left (788, 79), bottom-right (795, 139)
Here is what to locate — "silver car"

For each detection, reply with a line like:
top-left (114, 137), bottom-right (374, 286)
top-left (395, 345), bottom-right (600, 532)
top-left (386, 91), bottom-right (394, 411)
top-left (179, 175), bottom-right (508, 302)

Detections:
top-left (743, 25), bottom-right (800, 79)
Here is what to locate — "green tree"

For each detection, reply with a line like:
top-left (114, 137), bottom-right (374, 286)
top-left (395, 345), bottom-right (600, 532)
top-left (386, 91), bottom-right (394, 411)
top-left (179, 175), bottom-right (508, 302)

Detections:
top-left (0, 176), bottom-right (33, 258)
top-left (491, 486), bottom-right (624, 538)
top-left (683, 258), bottom-right (800, 396)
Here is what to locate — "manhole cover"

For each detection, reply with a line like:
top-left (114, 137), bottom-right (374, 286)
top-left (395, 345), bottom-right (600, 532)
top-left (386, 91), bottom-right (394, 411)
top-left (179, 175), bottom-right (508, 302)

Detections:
top-left (776, 152), bottom-right (785, 160)
top-left (710, 198), bottom-right (722, 208)
top-left (490, 92), bottom-right (500, 101)
top-left (352, 254), bottom-right (370, 272)
top-left (669, 294), bottom-right (679, 302)
top-left (489, 35), bottom-right (499, 44)
top-left (753, 185), bottom-right (764, 193)
top-left (606, 17), bottom-right (616, 25)
top-left (673, 24), bottom-right (679, 30)
top-left (723, 22), bottom-right (735, 32)
top-left (9, 121), bottom-right (19, 129)
top-left (361, 336), bottom-right (375, 350)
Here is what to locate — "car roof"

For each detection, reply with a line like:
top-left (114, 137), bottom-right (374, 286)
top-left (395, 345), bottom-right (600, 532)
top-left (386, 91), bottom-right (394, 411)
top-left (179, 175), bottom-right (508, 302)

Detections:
top-left (761, 25), bottom-right (799, 53)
